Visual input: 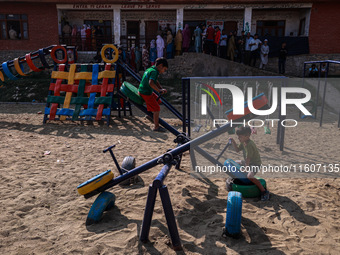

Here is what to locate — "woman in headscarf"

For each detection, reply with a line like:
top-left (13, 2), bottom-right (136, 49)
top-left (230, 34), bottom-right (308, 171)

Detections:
top-left (129, 46), bottom-right (136, 70)
top-left (71, 24), bottom-right (78, 46)
top-left (182, 24), bottom-right (191, 52)
top-left (142, 45), bottom-right (149, 70)
top-left (227, 31), bottom-right (236, 61)
top-left (135, 46), bottom-right (142, 72)
top-left (149, 39), bottom-right (157, 65)
top-left (175, 29), bottom-right (182, 56)
top-left (166, 30), bottom-right (174, 59)
top-left (81, 24), bottom-right (86, 51)
top-left (194, 25), bottom-right (202, 53)
top-left (156, 35), bottom-right (165, 58)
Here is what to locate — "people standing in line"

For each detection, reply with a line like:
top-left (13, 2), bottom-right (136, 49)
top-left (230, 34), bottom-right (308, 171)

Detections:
top-left (213, 26), bottom-right (221, 56)
top-left (85, 25), bottom-right (92, 50)
top-left (205, 24), bottom-right (215, 55)
top-left (135, 46), bottom-right (142, 72)
top-left (149, 39), bottom-right (157, 66)
top-left (260, 39), bottom-right (269, 69)
top-left (71, 24), bottom-right (78, 45)
top-left (227, 31), bottom-right (236, 61)
top-left (174, 29), bottom-right (182, 56)
top-left (194, 25), bottom-right (202, 53)
top-left (249, 34), bottom-right (261, 67)
top-left (237, 30), bottom-right (246, 63)
top-left (219, 29), bottom-right (228, 59)
top-left (166, 30), bottom-right (174, 59)
top-left (130, 46), bottom-right (136, 70)
top-left (91, 25), bottom-right (96, 50)
top-left (156, 35), bottom-right (165, 58)
top-left (81, 24), bottom-right (87, 51)
top-left (278, 42), bottom-right (288, 74)
top-left (142, 45), bottom-right (150, 70)
top-left (244, 32), bottom-right (252, 65)
top-left (182, 24), bottom-right (191, 53)
top-left (201, 24), bottom-right (207, 53)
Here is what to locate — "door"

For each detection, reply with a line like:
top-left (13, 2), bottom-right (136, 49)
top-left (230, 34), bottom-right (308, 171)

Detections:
top-left (127, 21), bottom-right (140, 51)
top-left (223, 21), bottom-right (238, 33)
top-left (145, 21), bottom-right (158, 48)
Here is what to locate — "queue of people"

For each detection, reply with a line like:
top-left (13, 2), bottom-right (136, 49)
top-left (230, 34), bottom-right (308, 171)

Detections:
top-left (61, 22), bottom-right (104, 51)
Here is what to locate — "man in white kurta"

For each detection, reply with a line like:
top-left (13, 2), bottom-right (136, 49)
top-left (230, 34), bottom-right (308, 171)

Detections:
top-left (260, 39), bottom-right (269, 69)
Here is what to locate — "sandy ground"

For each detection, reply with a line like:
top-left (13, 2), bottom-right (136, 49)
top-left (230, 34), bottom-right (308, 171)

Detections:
top-left (0, 104), bottom-right (339, 255)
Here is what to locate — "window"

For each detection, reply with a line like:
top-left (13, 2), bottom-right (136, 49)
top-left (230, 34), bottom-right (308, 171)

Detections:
top-left (256, 20), bottom-right (285, 37)
top-left (0, 14), bottom-right (28, 40)
top-left (299, 18), bottom-right (306, 36)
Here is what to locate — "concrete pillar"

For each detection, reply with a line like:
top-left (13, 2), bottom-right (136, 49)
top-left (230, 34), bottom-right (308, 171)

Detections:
top-left (243, 7), bottom-right (252, 33)
top-left (305, 8), bottom-right (311, 36)
top-left (176, 8), bottom-right (184, 32)
top-left (113, 8), bottom-right (121, 46)
top-left (57, 9), bottom-right (62, 35)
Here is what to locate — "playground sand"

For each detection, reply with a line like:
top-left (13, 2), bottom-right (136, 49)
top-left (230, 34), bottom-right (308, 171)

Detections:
top-left (0, 104), bottom-right (339, 255)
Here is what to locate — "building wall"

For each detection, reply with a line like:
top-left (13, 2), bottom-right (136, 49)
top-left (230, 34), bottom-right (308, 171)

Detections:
top-left (309, 2), bottom-right (340, 54)
top-left (0, 3), bottom-right (58, 51)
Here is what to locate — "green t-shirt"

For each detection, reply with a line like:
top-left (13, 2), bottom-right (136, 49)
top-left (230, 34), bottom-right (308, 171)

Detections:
top-left (138, 66), bottom-right (159, 95)
top-left (238, 140), bottom-right (262, 166)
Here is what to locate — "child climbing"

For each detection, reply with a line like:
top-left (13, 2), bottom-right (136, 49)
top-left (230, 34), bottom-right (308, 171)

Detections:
top-left (138, 57), bottom-right (168, 132)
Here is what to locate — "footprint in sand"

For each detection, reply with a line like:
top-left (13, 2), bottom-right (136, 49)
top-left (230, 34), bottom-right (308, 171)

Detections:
top-left (306, 201), bottom-right (316, 212)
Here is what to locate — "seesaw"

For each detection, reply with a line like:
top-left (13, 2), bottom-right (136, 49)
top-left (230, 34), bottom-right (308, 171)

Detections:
top-left (76, 87), bottom-right (270, 249)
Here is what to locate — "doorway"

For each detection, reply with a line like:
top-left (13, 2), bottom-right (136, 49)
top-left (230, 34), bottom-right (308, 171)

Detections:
top-left (127, 21), bottom-right (140, 51)
top-left (145, 21), bottom-right (158, 48)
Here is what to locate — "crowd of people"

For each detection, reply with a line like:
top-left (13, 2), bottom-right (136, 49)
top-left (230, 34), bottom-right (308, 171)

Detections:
top-left (62, 21), bottom-right (292, 75)
top-left (62, 22), bottom-right (105, 51)
top-left (123, 24), bottom-right (289, 74)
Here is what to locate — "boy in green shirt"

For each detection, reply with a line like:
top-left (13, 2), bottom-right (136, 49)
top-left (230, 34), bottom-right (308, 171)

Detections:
top-left (138, 57), bottom-right (168, 132)
top-left (230, 126), bottom-right (270, 201)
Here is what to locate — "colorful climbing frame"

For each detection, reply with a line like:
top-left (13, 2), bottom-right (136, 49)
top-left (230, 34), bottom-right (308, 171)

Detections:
top-left (44, 63), bottom-right (116, 125)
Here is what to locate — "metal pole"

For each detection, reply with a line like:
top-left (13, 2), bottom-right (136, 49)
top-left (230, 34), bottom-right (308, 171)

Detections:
top-left (279, 116), bottom-right (286, 151)
top-left (315, 62), bottom-right (322, 118)
top-left (319, 62), bottom-right (329, 127)
top-left (140, 185), bottom-right (158, 243)
top-left (159, 185), bottom-right (182, 250)
top-left (279, 79), bottom-right (287, 151)
top-left (153, 164), bottom-right (172, 188)
top-left (277, 81), bottom-right (283, 145)
top-left (182, 78), bottom-right (187, 134)
top-left (187, 78), bottom-right (191, 137)
top-left (300, 63), bottom-right (306, 119)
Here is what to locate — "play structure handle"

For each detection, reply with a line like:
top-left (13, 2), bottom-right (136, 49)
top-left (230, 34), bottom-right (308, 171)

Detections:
top-left (103, 144), bottom-right (116, 153)
top-left (103, 144), bottom-right (123, 175)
